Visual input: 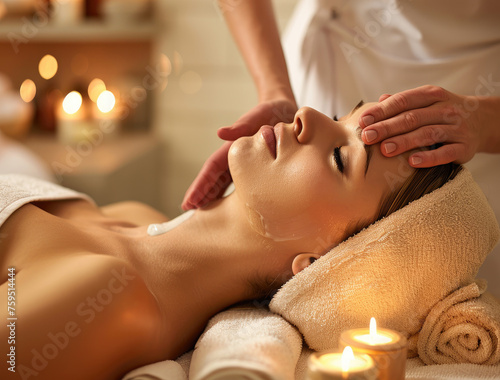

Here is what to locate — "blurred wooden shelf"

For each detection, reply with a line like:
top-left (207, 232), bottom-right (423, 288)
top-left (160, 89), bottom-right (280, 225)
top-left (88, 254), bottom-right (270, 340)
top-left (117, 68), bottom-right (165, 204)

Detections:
top-left (23, 132), bottom-right (164, 209)
top-left (0, 20), bottom-right (158, 43)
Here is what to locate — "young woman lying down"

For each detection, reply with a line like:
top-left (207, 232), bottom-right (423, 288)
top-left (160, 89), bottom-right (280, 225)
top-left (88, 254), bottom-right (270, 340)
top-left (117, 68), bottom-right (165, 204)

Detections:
top-left (0, 101), bottom-right (461, 380)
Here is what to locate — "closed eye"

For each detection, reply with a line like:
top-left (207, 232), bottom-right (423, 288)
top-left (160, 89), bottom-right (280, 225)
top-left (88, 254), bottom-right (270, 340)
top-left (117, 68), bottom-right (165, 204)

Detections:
top-left (333, 146), bottom-right (344, 173)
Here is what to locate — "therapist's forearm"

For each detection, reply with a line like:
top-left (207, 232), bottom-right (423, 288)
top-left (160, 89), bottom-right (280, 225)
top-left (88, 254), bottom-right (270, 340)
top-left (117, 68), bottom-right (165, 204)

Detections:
top-left (217, 0), bottom-right (295, 103)
top-left (477, 96), bottom-right (500, 154)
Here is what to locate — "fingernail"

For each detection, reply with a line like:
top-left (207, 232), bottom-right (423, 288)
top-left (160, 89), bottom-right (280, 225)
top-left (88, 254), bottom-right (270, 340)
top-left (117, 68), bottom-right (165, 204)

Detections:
top-left (384, 142), bottom-right (397, 154)
top-left (411, 156), bottom-right (423, 166)
top-left (362, 115), bottom-right (374, 126)
top-left (363, 129), bottom-right (378, 143)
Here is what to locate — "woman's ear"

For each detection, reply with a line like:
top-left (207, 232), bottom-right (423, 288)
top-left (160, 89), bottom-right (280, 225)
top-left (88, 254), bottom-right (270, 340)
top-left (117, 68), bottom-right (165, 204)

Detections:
top-left (292, 253), bottom-right (321, 275)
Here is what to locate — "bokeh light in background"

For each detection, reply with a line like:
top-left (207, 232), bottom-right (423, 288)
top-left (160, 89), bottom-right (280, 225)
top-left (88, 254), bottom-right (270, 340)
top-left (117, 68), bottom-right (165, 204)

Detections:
top-left (62, 91), bottom-right (83, 114)
top-left (158, 54), bottom-right (172, 92)
top-left (97, 90), bottom-right (116, 113)
top-left (38, 55), bottom-right (58, 80)
top-left (20, 79), bottom-right (37, 103)
top-left (88, 78), bottom-right (106, 103)
top-left (0, 3), bottom-right (7, 19)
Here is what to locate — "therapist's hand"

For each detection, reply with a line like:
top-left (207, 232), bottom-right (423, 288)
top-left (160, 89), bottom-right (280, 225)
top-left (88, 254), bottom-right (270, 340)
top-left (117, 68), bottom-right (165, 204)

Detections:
top-left (182, 98), bottom-right (297, 210)
top-left (358, 85), bottom-right (499, 167)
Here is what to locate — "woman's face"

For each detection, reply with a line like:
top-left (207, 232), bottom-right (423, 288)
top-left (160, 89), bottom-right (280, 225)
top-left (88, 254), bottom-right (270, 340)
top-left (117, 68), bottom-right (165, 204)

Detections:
top-left (228, 102), bottom-right (415, 253)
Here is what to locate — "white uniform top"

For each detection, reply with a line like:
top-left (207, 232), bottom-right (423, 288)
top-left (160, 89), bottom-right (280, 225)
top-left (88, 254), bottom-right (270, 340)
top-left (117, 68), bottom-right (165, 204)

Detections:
top-left (283, 0), bottom-right (500, 116)
top-left (282, 0), bottom-right (500, 295)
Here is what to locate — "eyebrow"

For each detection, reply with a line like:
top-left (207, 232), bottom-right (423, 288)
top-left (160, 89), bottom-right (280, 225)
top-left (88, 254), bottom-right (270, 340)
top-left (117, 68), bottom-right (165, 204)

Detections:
top-left (349, 100), bottom-right (365, 116)
top-left (356, 127), bottom-right (373, 177)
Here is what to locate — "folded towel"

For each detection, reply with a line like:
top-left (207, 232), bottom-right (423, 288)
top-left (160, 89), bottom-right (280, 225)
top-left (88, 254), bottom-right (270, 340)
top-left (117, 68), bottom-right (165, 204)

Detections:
top-left (269, 168), bottom-right (500, 358)
top-left (121, 360), bottom-right (188, 380)
top-left (189, 305), bottom-right (303, 380)
top-left (0, 174), bottom-right (94, 227)
top-left (405, 357), bottom-right (500, 379)
top-left (416, 279), bottom-right (500, 365)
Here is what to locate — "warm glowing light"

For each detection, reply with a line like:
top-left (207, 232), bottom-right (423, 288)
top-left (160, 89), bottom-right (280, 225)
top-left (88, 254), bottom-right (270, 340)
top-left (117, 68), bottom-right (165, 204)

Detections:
top-left (20, 79), bottom-right (37, 103)
top-left (38, 55), bottom-right (58, 80)
top-left (354, 318), bottom-right (393, 345)
top-left (341, 346), bottom-right (354, 372)
top-left (88, 78), bottom-right (106, 103)
top-left (97, 91), bottom-right (115, 113)
top-left (313, 349), bottom-right (373, 374)
top-left (159, 54), bottom-right (172, 76)
top-left (62, 91), bottom-right (83, 115)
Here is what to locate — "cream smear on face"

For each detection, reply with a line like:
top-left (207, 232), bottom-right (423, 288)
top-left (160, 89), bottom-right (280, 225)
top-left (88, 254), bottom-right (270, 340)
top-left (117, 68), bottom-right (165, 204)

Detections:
top-left (245, 203), bottom-right (315, 242)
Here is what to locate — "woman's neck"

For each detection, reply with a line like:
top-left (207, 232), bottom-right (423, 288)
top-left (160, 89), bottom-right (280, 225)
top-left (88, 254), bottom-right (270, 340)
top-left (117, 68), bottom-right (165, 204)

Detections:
top-left (131, 193), bottom-right (292, 349)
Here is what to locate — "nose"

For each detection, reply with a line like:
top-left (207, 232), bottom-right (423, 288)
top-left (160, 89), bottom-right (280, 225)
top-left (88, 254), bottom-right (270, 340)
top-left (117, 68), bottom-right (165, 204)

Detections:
top-left (293, 107), bottom-right (318, 144)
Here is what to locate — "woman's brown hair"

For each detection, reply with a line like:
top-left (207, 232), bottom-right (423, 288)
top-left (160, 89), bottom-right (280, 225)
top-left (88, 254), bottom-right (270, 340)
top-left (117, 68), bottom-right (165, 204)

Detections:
top-left (250, 161), bottom-right (463, 300)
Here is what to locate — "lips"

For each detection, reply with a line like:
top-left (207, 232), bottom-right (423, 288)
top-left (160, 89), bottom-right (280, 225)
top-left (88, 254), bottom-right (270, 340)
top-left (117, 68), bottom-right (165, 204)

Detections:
top-left (261, 125), bottom-right (276, 158)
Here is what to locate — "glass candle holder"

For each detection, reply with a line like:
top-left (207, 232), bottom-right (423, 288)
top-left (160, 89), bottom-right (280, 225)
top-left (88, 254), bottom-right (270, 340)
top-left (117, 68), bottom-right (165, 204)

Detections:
top-left (339, 320), bottom-right (407, 380)
top-left (307, 347), bottom-right (378, 380)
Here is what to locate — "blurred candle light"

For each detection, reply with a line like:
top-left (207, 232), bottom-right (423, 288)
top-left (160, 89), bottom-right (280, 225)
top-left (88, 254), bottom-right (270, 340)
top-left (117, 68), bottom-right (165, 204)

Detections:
top-left (51, 0), bottom-right (84, 24)
top-left (62, 91), bottom-right (83, 115)
top-left (94, 90), bottom-right (119, 136)
top-left (39, 55), bottom-right (58, 80)
top-left (57, 91), bottom-right (95, 145)
top-left (20, 79), bottom-right (37, 103)
top-left (96, 90), bottom-right (115, 113)
top-left (88, 78), bottom-right (106, 103)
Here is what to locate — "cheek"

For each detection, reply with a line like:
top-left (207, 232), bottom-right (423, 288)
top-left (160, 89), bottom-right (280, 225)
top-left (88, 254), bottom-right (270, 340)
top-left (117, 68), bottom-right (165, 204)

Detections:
top-left (248, 155), bottom-right (348, 242)
top-left (229, 137), bottom-right (265, 191)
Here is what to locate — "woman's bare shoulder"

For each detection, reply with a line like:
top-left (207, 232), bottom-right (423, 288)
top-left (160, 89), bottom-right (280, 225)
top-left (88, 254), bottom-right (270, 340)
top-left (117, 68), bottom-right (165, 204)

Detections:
top-left (0, 254), bottom-right (165, 380)
top-left (100, 201), bottom-right (169, 226)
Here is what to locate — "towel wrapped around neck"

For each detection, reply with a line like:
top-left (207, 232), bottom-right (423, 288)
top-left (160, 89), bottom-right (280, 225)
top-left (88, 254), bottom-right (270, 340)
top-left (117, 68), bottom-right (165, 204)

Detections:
top-left (269, 168), bottom-right (500, 357)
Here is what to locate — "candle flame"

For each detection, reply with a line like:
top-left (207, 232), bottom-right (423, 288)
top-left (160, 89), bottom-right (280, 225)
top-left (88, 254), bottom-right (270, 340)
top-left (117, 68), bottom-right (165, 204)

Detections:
top-left (62, 91), bottom-right (83, 115)
top-left (370, 317), bottom-right (377, 338)
top-left (97, 90), bottom-right (116, 113)
top-left (88, 78), bottom-right (106, 103)
top-left (341, 346), bottom-right (354, 372)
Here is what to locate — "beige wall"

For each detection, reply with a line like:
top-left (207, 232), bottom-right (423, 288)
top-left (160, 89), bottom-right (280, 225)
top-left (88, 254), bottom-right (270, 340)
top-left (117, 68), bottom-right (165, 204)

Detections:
top-left (152, 0), bottom-right (295, 217)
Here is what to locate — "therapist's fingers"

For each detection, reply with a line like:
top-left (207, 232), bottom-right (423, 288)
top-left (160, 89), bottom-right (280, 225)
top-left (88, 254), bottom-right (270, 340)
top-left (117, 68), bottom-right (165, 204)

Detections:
top-left (218, 99), bottom-right (297, 141)
top-left (378, 94), bottom-right (392, 102)
top-left (182, 141), bottom-right (233, 210)
top-left (378, 123), bottom-right (455, 157)
top-left (361, 105), bottom-right (454, 146)
top-left (359, 85), bottom-right (449, 130)
top-left (408, 143), bottom-right (468, 168)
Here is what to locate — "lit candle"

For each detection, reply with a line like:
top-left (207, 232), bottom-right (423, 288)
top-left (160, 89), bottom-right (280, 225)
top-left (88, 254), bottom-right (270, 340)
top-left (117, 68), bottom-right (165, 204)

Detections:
top-left (51, 0), bottom-right (84, 25)
top-left (307, 346), bottom-right (378, 380)
top-left (57, 91), bottom-right (96, 146)
top-left (93, 90), bottom-right (119, 136)
top-left (339, 318), bottom-right (407, 380)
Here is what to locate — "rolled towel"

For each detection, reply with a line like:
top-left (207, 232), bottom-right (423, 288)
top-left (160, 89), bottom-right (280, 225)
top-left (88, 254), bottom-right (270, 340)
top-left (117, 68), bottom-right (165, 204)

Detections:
top-left (121, 360), bottom-right (187, 380)
top-left (270, 168), bottom-right (500, 355)
top-left (417, 279), bottom-right (500, 365)
top-left (406, 357), bottom-right (500, 379)
top-left (189, 305), bottom-right (303, 380)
